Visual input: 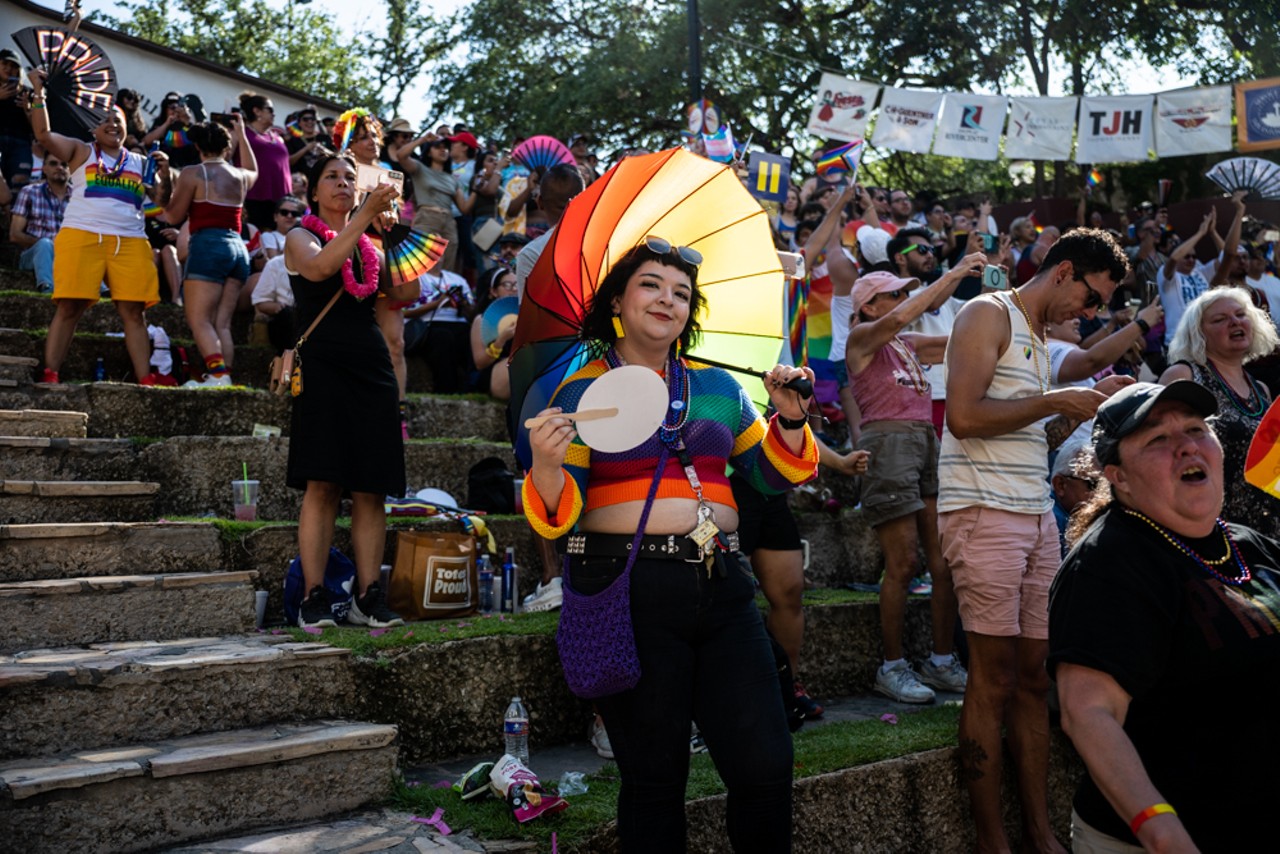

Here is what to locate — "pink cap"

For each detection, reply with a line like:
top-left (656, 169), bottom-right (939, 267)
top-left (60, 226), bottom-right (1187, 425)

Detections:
top-left (850, 271), bottom-right (920, 316)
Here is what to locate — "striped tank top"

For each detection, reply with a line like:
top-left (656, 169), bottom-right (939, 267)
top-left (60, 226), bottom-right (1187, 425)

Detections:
top-left (937, 291), bottom-right (1052, 515)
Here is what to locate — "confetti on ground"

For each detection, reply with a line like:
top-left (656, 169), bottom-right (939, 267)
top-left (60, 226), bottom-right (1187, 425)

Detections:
top-left (411, 808), bottom-right (452, 835)
top-left (303, 626), bottom-right (323, 636)
top-left (880, 713), bottom-right (898, 725)
top-left (369, 628), bottom-right (388, 637)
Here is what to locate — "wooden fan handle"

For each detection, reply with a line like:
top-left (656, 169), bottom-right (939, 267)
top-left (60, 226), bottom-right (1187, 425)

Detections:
top-left (524, 408), bottom-right (619, 430)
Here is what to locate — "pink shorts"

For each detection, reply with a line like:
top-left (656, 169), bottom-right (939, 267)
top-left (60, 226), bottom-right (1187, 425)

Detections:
top-left (938, 506), bottom-right (1058, 640)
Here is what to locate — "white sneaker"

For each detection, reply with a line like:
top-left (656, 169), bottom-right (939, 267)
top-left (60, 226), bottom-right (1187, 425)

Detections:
top-left (588, 717), bottom-right (614, 759)
top-left (522, 577), bottom-right (563, 612)
top-left (918, 657), bottom-right (968, 692)
top-left (182, 374), bottom-right (233, 388)
top-left (874, 661), bottom-right (936, 704)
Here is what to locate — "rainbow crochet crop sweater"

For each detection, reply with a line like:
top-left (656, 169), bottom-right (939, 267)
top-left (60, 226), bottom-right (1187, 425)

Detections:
top-left (523, 358), bottom-right (819, 538)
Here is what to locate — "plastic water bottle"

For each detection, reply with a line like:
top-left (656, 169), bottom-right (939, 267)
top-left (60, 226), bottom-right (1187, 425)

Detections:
top-left (93, 357), bottom-right (106, 381)
top-left (478, 555), bottom-right (494, 614)
top-left (503, 696), bottom-right (529, 763)
top-left (501, 546), bottom-right (517, 613)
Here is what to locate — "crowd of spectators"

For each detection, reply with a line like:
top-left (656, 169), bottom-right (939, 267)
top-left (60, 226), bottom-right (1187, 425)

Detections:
top-left (4, 55), bottom-right (1280, 851)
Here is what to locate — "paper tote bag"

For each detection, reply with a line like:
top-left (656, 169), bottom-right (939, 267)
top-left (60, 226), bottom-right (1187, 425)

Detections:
top-left (387, 531), bottom-right (479, 620)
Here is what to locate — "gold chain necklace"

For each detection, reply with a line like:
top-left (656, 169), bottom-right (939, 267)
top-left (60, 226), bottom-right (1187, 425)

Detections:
top-left (1010, 289), bottom-right (1048, 394)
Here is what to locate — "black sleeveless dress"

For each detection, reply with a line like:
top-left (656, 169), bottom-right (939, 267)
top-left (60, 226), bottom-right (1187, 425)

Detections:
top-left (285, 234), bottom-right (405, 496)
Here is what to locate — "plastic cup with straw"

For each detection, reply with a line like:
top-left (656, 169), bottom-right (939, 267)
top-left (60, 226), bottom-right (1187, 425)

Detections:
top-left (233, 462), bottom-right (260, 522)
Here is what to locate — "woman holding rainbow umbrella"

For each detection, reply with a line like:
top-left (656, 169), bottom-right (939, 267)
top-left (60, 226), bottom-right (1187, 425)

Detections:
top-left (520, 148), bottom-right (817, 852)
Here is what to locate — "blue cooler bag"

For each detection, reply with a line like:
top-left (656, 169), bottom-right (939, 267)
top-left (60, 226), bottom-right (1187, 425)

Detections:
top-left (283, 548), bottom-right (357, 625)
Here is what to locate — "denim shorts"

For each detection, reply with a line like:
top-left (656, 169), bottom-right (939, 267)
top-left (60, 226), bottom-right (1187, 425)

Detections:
top-left (185, 228), bottom-right (251, 284)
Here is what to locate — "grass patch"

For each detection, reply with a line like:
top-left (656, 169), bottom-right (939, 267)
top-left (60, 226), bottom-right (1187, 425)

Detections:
top-left (392, 704), bottom-right (961, 851)
top-left (282, 610), bottom-right (562, 656)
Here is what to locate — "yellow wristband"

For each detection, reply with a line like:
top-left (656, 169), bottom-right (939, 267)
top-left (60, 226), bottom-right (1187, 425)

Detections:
top-left (486, 342), bottom-right (503, 360)
top-left (1130, 803), bottom-right (1177, 836)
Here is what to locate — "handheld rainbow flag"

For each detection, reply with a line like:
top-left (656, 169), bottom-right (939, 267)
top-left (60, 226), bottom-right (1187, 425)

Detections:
top-left (816, 138), bottom-right (864, 178)
top-left (1246, 398), bottom-right (1280, 497)
top-left (286, 120), bottom-right (305, 139)
top-left (383, 224), bottom-right (448, 286)
top-left (143, 203), bottom-right (164, 218)
top-left (1029, 211), bottom-right (1044, 235)
top-left (786, 275), bottom-right (809, 366)
top-left (1087, 169), bottom-right (1104, 187)
top-left (702, 125), bottom-right (736, 163)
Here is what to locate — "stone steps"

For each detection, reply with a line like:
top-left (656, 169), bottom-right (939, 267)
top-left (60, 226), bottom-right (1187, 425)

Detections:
top-left (0, 636), bottom-right (356, 759)
top-left (0, 522), bottom-right (224, 581)
top-left (0, 478), bottom-right (160, 523)
top-left (0, 719), bottom-right (399, 854)
top-left (10, 382), bottom-right (511, 442)
top-left (0, 408), bottom-right (88, 438)
top-left (0, 289), bottom-right (249, 349)
top-left (0, 571), bottom-right (256, 654)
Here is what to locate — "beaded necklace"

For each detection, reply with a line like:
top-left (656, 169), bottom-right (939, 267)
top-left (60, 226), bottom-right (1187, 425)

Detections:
top-left (888, 337), bottom-right (929, 395)
top-left (94, 143), bottom-right (128, 179)
top-left (605, 347), bottom-right (689, 448)
top-left (1123, 508), bottom-right (1252, 585)
top-left (1205, 358), bottom-right (1266, 418)
top-left (1009, 289), bottom-right (1048, 393)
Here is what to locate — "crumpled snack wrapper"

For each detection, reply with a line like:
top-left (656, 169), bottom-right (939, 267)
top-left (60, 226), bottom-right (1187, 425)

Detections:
top-left (488, 753), bottom-right (569, 823)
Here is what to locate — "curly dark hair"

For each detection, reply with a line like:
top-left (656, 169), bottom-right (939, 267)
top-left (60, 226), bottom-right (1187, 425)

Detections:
top-left (1037, 226), bottom-right (1130, 283)
top-left (580, 243), bottom-right (705, 356)
top-left (187, 121), bottom-right (231, 156)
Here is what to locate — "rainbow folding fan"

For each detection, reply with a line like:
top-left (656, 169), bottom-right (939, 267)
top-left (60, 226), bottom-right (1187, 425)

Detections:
top-left (383, 224), bottom-right (448, 286)
top-left (512, 135), bottom-right (576, 171)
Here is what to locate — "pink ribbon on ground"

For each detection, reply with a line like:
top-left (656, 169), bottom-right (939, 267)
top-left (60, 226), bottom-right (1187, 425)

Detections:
top-left (412, 807), bottom-right (451, 835)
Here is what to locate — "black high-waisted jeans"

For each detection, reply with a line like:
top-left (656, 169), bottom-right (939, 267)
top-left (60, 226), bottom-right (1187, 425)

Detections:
top-left (570, 553), bottom-right (793, 853)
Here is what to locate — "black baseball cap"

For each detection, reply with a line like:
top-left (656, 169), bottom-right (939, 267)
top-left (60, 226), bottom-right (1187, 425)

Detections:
top-left (1092, 380), bottom-right (1217, 466)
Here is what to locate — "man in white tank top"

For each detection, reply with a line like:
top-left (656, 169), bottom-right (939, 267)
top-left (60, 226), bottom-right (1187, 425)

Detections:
top-left (938, 229), bottom-right (1134, 853)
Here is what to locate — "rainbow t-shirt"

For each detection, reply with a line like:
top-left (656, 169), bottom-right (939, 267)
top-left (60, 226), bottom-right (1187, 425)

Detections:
top-left (62, 147), bottom-right (149, 238)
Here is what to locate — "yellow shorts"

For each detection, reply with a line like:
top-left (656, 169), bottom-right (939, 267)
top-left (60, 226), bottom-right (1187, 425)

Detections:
top-left (52, 227), bottom-right (160, 307)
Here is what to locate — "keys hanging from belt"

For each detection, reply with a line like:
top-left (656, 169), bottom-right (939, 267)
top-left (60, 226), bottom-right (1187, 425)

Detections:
top-left (677, 442), bottom-right (721, 574)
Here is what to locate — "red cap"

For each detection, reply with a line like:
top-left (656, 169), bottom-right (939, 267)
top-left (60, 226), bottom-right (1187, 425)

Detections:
top-left (447, 131), bottom-right (481, 150)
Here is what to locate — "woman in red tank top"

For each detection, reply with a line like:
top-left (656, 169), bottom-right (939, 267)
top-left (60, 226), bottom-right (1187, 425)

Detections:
top-left (164, 116), bottom-right (258, 386)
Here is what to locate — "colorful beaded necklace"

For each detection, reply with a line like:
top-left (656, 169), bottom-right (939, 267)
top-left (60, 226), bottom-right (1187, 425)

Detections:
top-left (1205, 358), bottom-right (1266, 418)
top-left (1123, 508), bottom-right (1252, 585)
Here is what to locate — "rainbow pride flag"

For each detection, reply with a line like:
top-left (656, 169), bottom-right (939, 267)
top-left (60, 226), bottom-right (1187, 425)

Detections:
top-left (816, 139), bottom-right (864, 178)
top-left (1087, 169), bottom-right (1104, 187)
top-left (786, 275), bottom-right (809, 366)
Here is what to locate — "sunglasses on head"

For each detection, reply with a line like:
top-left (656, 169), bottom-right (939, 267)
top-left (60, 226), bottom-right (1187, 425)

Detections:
top-left (643, 235), bottom-right (702, 268)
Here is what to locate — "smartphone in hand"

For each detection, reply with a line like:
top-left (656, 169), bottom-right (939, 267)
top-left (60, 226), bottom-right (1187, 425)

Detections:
top-left (355, 163), bottom-right (405, 198)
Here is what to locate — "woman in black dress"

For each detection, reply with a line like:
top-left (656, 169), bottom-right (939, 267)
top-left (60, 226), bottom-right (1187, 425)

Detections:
top-left (284, 153), bottom-right (420, 628)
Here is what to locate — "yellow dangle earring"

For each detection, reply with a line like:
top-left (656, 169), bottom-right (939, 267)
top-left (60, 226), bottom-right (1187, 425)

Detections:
top-left (612, 314), bottom-right (625, 338)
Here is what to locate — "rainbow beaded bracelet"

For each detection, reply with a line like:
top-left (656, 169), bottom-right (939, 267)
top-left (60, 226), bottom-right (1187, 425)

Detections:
top-left (1130, 802), bottom-right (1177, 836)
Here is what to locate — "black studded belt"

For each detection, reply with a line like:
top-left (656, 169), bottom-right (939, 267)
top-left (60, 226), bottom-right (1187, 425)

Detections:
top-left (559, 530), bottom-right (740, 562)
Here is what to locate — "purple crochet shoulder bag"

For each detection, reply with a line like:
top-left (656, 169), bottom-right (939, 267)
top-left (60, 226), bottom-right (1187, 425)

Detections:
top-left (556, 445), bottom-right (668, 699)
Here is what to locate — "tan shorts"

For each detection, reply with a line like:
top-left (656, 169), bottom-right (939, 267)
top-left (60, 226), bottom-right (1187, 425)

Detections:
top-left (856, 420), bottom-right (938, 528)
top-left (52, 227), bottom-right (159, 306)
top-left (938, 505), bottom-right (1058, 639)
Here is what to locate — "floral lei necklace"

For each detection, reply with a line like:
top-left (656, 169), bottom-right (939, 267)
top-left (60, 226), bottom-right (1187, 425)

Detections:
top-left (301, 214), bottom-right (380, 299)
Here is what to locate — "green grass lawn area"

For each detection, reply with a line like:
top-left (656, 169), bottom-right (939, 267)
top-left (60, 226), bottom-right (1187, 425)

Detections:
top-left (281, 586), bottom-right (884, 655)
top-left (391, 704), bottom-right (961, 851)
